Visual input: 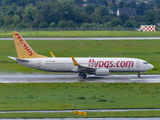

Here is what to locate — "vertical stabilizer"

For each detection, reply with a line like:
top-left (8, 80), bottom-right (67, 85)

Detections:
top-left (12, 31), bottom-right (48, 58)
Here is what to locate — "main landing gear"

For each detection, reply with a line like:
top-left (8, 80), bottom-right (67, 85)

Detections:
top-left (137, 72), bottom-right (141, 78)
top-left (79, 72), bottom-right (87, 78)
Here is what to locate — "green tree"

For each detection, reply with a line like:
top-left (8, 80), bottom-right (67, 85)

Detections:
top-left (118, 1), bottom-right (126, 8)
top-left (119, 13), bottom-right (129, 24)
top-left (90, 7), bottom-right (102, 23)
top-left (99, 6), bottom-right (109, 16)
top-left (57, 20), bottom-right (67, 28)
top-left (157, 0), bottom-right (160, 4)
top-left (110, 0), bottom-right (117, 12)
top-left (74, 0), bottom-right (83, 5)
top-left (67, 20), bottom-right (76, 27)
top-left (14, 5), bottom-right (23, 18)
top-left (0, 0), bottom-right (159, 28)
top-left (145, 10), bottom-right (156, 25)
top-left (3, 15), bottom-right (12, 25)
top-left (35, 0), bottom-right (76, 25)
top-left (111, 17), bottom-right (122, 26)
top-left (0, 10), bottom-right (3, 26)
top-left (2, 0), bottom-right (15, 6)
top-left (49, 22), bottom-right (56, 28)
top-left (7, 3), bottom-right (17, 16)
top-left (2, 6), bottom-right (10, 17)
top-left (124, 20), bottom-right (134, 27)
top-left (23, 4), bottom-right (36, 23)
top-left (135, 15), bottom-right (146, 23)
top-left (101, 15), bottom-right (112, 23)
top-left (38, 22), bottom-right (48, 28)
top-left (128, 1), bottom-right (137, 8)
top-left (81, 23), bottom-right (91, 28)
top-left (137, 2), bottom-right (146, 16)
top-left (60, 1), bottom-right (76, 21)
top-left (12, 14), bottom-right (20, 24)
top-left (87, 0), bottom-right (97, 4)
top-left (74, 11), bottom-right (89, 23)
top-left (97, 0), bottom-right (105, 5)
top-left (36, 1), bottom-right (51, 24)
top-left (102, 0), bottom-right (108, 7)
top-left (85, 4), bottom-right (95, 15)
top-left (2, 0), bottom-right (39, 7)
top-left (157, 9), bottom-right (160, 23)
top-left (104, 22), bottom-right (113, 27)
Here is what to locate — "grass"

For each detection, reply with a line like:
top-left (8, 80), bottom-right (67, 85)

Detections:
top-left (0, 83), bottom-right (160, 111)
top-left (0, 83), bottom-right (160, 118)
top-left (2, 31), bottom-right (160, 37)
top-left (1, 39), bottom-right (160, 74)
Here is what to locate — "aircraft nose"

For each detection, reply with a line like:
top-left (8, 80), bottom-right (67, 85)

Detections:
top-left (149, 64), bottom-right (154, 70)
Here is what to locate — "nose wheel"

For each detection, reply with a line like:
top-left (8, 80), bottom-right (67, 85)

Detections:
top-left (137, 72), bottom-right (141, 78)
top-left (79, 72), bottom-right (87, 78)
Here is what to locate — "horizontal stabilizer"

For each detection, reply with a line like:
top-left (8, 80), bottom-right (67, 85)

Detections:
top-left (16, 58), bottom-right (29, 62)
top-left (8, 56), bottom-right (17, 61)
top-left (8, 56), bottom-right (29, 62)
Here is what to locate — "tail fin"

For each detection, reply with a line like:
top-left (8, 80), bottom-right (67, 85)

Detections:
top-left (12, 31), bottom-right (48, 58)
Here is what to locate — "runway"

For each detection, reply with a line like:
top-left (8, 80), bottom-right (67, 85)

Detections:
top-left (0, 74), bottom-right (160, 83)
top-left (1, 37), bottom-right (160, 40)
top-left (1, 108), bottom-right (160, 114)
top-left (1, 118), bottom-right (160, 120)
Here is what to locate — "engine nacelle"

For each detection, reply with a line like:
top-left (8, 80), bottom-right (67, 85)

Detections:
top-left (95, 68), bottom-right (109, 76)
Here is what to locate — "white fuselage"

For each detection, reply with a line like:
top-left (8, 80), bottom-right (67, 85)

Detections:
top-left (17, 57), bottom-right (154, 73)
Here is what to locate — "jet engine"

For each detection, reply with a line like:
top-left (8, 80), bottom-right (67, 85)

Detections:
top-left (95, 68), bottom-right (109, 76)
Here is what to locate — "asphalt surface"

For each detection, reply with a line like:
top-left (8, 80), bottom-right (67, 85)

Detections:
top-left (1, 37), bottom-right (160, 40)
top-left (1, 109), bottom-right (160, 113)
top-left (1, 118), bottom-right (160, 120)
top-left (0, 74), bottom-right (159, 83)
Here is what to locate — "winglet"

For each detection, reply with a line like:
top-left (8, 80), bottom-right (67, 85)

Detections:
top-left (50, 51), bottom-right (55, 57)
top-left (71, 56), bottom-right (79, 66)
top-left (12, 31), bottom-right (48, 58)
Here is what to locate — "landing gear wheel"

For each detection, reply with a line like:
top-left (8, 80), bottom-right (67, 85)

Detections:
top-left (137, 72), bottom-right (141, 78)
top-left (79, 72), bottom-right (87, 78)
top-left (82, 73), bottom-right (87, 78)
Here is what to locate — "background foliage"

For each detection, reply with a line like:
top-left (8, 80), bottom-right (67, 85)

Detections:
top-left (0, 0), bottom-right (159, 28)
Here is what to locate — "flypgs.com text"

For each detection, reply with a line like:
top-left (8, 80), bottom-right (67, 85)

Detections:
top-left (88, 59), bottom-right (134, 68)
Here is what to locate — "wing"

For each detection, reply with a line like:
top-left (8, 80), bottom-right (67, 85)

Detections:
top-left (71, 56), bottom-right (95, 73)
top-left (71, 56), bottom-right (110, 76)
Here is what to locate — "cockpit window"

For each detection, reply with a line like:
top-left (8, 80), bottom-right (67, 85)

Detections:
top-left (143, 62), bottom-right (148, 64)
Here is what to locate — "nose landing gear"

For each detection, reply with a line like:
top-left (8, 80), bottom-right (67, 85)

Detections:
top-left (137, 72), bottom-right (141, 78)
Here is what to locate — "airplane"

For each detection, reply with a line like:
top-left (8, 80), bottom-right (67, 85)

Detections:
top-left (8, 31), bottom-right (154, 78)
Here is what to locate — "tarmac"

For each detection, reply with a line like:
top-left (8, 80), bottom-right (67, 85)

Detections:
top-left (0, 74), bottom-right (159, 83)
